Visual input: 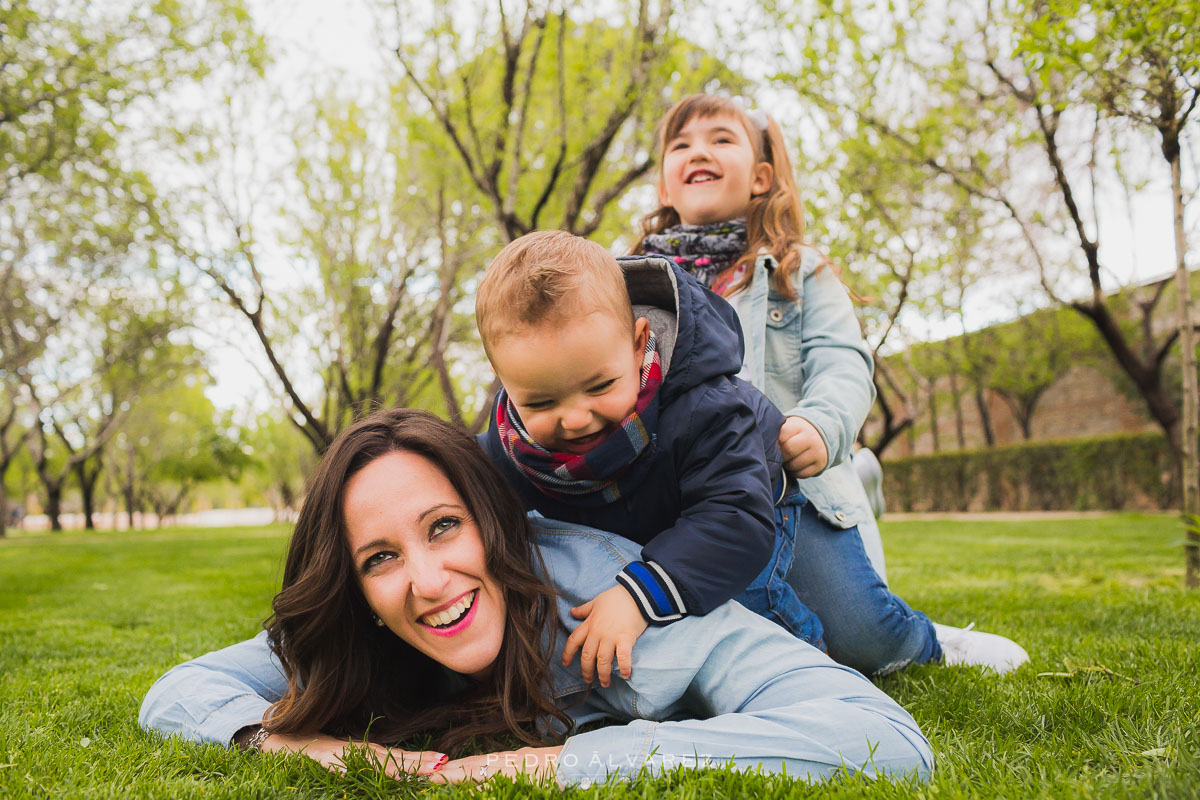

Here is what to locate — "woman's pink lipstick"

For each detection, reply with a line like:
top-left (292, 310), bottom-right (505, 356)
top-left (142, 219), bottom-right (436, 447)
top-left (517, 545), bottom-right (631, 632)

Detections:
top-left (420, 590), bottom-right (479, 638)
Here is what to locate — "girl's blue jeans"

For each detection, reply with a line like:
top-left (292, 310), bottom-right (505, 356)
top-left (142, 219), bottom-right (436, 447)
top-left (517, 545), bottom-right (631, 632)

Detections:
top-left (737, 488), bottom-right (942, 676)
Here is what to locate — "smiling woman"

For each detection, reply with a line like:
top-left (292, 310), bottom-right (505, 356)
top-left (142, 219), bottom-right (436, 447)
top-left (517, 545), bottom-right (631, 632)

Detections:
top-left (139, 408), bottom-right (933, 787)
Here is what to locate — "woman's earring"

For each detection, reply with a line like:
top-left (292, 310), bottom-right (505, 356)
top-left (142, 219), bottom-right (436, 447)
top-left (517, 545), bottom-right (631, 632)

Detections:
top-left (374, 614), bottom-right (386, 627)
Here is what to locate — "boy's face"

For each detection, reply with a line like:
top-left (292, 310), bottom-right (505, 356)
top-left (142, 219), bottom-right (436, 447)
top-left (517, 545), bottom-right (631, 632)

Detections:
top-left (490, 308), bottom-right (650, 455)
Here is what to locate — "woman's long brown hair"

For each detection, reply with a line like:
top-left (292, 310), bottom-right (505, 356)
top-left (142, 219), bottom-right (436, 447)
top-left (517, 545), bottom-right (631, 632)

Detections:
top-left (262, 408), bottom-right (570, 753)
top-left (631, 94), bottom-right (818, 300)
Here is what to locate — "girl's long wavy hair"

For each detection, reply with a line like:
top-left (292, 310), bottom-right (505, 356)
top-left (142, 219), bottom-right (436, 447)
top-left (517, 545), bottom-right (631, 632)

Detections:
top-left (262, 408), bottom-right (569, 753)
top-left (632, 94), bottom-right (818, 300)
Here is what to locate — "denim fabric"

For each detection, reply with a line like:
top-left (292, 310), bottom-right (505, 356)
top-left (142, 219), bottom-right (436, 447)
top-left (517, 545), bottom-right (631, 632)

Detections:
top-left (140, 517), bottom-right (933, 786)
top-left (785, 503), bottom-right (942, 676)
top-left (734, 488), bottom-right (825, 650)
top-left (725, 249), bottom-right (938, 673)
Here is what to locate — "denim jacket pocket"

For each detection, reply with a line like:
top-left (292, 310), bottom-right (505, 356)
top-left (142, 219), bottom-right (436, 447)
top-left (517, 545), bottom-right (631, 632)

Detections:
top-left (765, 293), bottom-right (801, 330)
top-left (764, 294), bottom-right (804, 403)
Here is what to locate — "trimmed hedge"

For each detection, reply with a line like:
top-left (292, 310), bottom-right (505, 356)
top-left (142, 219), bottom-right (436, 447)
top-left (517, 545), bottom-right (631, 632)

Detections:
top-left (883, 432), bottom-right (1178, 512)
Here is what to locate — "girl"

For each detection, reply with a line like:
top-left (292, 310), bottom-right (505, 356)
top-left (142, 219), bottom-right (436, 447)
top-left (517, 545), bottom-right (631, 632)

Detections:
top-left (633, 94), bottom-right (1028, 676)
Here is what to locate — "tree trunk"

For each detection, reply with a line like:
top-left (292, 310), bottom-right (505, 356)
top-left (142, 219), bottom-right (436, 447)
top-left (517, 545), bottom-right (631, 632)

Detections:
top-left (74, 456), bottom-right (102, 531)
top-left (949, 372), bottom-right (966, 449)
top-left (928, 383), bottom-right (940, 452)
top-left (45, 484), bottom-right (63, 531)
top-left (0, 481), bottom-right (7, 538)
top-left (1018, 412), bottom-right (1033, 440)
top-left (974, 388), bottom-right (995, 446)
top-left (1167, 130), bottom-right (1200, 590)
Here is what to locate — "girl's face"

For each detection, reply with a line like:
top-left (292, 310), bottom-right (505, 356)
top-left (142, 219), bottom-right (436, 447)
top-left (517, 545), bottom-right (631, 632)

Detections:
top-left (343, 450), bottom-right (507, 679)
top-left (657, 112), bottom-right (773, 226)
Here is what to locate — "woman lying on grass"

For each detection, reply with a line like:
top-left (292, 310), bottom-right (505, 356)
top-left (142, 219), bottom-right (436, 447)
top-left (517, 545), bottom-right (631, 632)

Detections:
top-left (139, 408), bottom-right (932, 786)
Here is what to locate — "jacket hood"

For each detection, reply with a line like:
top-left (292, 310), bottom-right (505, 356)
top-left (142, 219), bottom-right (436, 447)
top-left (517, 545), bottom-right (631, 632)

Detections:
top-left (618, 255), bottom-right (745, 405)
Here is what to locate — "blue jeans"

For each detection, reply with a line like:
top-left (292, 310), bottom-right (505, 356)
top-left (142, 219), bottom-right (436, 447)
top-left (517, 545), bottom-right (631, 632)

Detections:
top-left (785, 501), bottom-right (941, 676)
top-left (734, 488), bottom-right (826, 651)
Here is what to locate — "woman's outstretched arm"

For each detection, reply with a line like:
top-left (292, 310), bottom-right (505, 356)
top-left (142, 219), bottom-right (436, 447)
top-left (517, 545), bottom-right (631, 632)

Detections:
top-left (139, 631), bottom-right (284, 745)
top-left (138, 631), bottom-right (445, 776)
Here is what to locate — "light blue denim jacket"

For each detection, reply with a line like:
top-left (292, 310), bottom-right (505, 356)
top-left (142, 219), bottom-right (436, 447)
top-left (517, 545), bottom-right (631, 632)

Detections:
top-left (727, 247), bottom-right (878, 531)
top-left (139, 518), bottom-right (931, 786)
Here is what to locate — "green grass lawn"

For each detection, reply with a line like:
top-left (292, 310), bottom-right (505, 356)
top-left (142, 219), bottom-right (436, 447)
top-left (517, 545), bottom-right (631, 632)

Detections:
top-left (1, 514), bottom-right (1198, 799)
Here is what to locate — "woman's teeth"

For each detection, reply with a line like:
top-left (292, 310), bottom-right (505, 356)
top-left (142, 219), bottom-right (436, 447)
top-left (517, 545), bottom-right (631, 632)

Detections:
top-left (423, 591), bottom-right (476, 628)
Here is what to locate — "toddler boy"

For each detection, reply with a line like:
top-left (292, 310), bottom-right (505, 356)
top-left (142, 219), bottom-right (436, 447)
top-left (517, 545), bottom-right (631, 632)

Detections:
top-left (476, 230), bottom-right (803, 685)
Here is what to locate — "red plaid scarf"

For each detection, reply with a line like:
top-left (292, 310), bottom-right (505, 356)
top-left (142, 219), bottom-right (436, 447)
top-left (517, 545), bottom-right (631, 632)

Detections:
top-left (495, 330), bottom-right (663, 503)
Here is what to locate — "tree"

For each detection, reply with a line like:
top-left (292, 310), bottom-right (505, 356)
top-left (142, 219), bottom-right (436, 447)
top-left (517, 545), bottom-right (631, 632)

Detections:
top-left (984, 308), bottom-right (1101, 439)
top-left (165, 2), bottom-right (740, 454)
top-left (2, 0), bottom-right (262, 529)
top-left (389, 0), bottom-right (693, 242)
top-left (241, 414), bottom-right (317, 522)
top-left (1024, 0), bottom-right (1200, 583)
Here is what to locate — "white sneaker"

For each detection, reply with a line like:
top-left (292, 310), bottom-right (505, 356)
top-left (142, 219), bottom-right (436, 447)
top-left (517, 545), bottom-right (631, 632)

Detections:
top-left (933, 622), bottom-right (1030, 674)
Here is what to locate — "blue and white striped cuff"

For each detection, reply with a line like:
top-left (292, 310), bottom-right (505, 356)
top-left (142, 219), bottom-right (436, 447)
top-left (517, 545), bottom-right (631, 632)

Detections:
top-left (616, 560), bottom-right (688, 626)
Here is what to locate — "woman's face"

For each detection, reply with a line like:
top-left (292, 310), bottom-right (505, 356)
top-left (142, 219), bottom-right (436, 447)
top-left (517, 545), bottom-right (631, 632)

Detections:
top-left (343, 450), bottom-right (506, 679)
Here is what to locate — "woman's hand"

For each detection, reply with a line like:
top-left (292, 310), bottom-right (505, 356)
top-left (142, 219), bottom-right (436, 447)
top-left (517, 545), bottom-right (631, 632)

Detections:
top-left (431, 745), bottom-right (563, 786)
top-left (779, 415), bottom-right (828, 478)
top-left (258, 730), bottom-right (447, 778)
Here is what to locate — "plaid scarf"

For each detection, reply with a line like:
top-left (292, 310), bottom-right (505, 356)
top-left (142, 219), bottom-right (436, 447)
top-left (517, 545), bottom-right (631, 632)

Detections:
top-left (641, 219), bottom-right (748, 290)
top-left (495, 331), bottom-right (663, 504)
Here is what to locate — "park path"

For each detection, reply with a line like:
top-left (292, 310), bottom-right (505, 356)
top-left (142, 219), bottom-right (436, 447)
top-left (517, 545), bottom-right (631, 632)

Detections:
top-left (15, 507), bottom-right (287, 532)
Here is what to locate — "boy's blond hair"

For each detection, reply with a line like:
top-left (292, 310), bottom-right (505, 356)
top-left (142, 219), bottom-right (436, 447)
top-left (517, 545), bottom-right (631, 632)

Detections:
top-left (476, 230), bottom-right (634, 354)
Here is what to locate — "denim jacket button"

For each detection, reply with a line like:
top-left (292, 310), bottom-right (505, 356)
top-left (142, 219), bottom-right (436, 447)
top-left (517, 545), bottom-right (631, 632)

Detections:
top-left (768, 308), bottom-right (784, 322)
top-left (834, 511), bottom-right (847, 522)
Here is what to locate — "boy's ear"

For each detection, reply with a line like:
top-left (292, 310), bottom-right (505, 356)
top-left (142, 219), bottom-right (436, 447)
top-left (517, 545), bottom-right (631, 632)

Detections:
top-left (633, 317), bottom-right (651, 353)
top-left (751, 161), bottom-right (774, 196)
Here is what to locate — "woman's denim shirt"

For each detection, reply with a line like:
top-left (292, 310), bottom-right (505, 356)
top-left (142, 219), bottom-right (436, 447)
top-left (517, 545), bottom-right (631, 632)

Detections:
top-left (138, 519), bottom-right (931, 786)
top-left (727, 247), bottom-right (877, 529)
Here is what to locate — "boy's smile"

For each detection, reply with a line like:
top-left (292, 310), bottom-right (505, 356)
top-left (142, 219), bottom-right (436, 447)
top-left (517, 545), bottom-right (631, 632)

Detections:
top-left (490, 309), bottom-right (651, 455)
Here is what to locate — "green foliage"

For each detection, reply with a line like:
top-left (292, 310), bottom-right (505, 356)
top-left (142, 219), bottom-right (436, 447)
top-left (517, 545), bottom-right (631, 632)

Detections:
top-left (2, 517), bottom-right (1199, 797)
top-left (113, 368), bottom-right (250, 522)
top-left (1015, 0), bottom-right (1199, 121)
top-left (885, 432), bottom-right (1177, 512)
top-left (239, 414), bottom-right (317, 514)
top-left (396, 2), bottom-right (744, 243)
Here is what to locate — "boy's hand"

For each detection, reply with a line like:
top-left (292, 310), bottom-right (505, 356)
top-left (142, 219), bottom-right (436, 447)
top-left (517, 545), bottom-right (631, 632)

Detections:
top-left (560, 586), bottom-right (648, 687)
top-left (780, 415), bottom-right (828, 478)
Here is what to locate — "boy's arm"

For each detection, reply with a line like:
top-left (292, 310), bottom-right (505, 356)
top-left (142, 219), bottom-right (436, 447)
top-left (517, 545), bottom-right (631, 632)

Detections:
top-left (619, 383), bottom-right (777, 621)
top-left (560, 584), bottom-right (648, 687)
